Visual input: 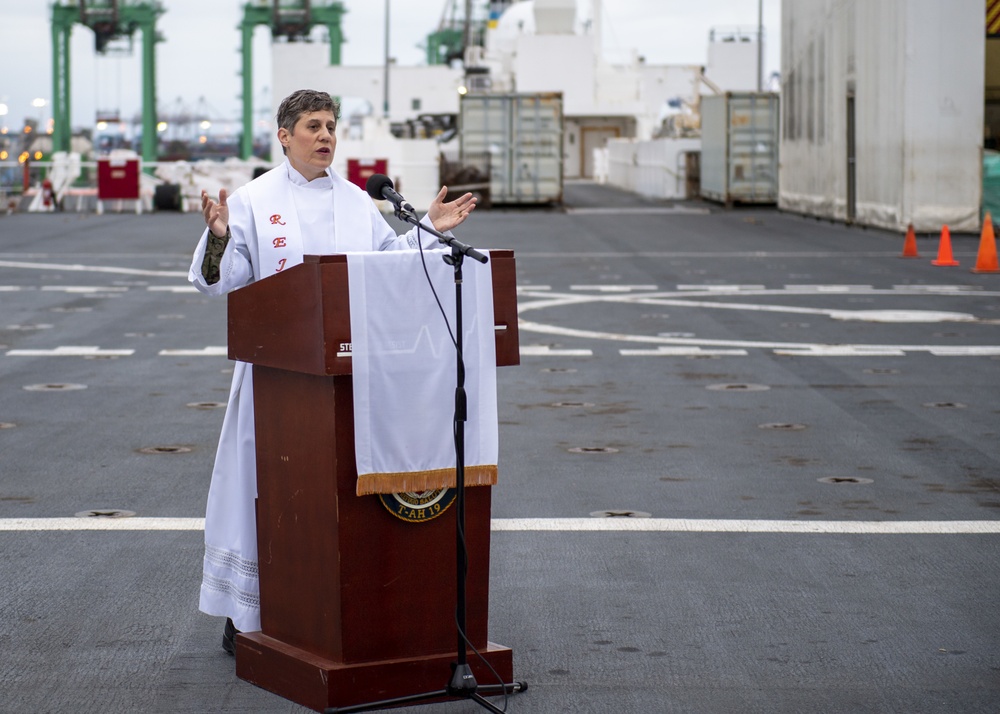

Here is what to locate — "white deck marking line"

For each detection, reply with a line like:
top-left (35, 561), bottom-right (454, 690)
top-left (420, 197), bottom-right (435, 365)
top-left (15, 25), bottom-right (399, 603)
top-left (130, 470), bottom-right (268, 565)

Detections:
top-left (676, 285), bottom-right (767, 291)
top-left (492, 518), bottom-right (1000, 535)
top-left (513, 251), bottom-right (970, 259)
top-left (625, 297), bottom-right (976, 323)
top-left (620, 347), bottom-right (749, 356)
top-left (773, 347), bottom-right (907, 357)
top-left (0, 260), bottom-right (186, 278)
top-left (571, 285), bottom-right (658, 292)
top-left (520, 345), bottom-right (593, 357)
top-left (0, 518), bottom-right (207, 531)
top-left (41, 286), bottom-right (129, 293)
top-left (564, 207), bottom-right (710, 215)
top-left (1, 518), bottom-right (997, 534)
top-left (928, 346), bottom-right (1000, 356)
top-left (519, 286), bottom-right (1000, 300)
top-left (518, 319), bottom-right (1000, 356)
top-left (159, 347), bottom-right (228, 356)
top-left (6, 346), bottom-right (135, 357)
top-left (492, 519), bottom-right (1000, 533)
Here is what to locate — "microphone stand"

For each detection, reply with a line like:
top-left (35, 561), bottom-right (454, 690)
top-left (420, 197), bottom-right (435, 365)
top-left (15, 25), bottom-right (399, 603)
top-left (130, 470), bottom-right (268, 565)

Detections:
top-left (324, 209), bottom-right (526, 714)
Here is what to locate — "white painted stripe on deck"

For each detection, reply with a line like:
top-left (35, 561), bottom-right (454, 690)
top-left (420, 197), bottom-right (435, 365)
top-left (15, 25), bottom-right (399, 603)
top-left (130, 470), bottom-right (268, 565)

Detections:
top-left (517, 319), bottom-right (1000, 357)
top-left (773, 347), bottom-right (907, 357)
top-left (41, 286), bottom-right (128, 293)
top-left (158, 347), bottom-right (228, 357)
top-left (489, 519), bottom-right (1000, 534)
top-left (0, 518), bottom-right (206, 531)
top-left (0, 518), bottom-right (997, 534)
top-left (620, 347), bottom-right (748, 357)
top-left (520, 345), bottom-right (593, 357)
top-left (147, 286), bottom-right (199, 293)
top-left (676, 285), bottom-right (767, 292)
top-left (6, 345), bottom-right (135, 357)
top-left (928, 346), bottom-right (1000, 356)
top-left (571, 285), bottom-right (658, 292)
top-left (565, 207), bottom-right (710, 215)
top-left (784, 284), bottom-right (874, 292)
top-left (0, 260), bottom-right (186, 278)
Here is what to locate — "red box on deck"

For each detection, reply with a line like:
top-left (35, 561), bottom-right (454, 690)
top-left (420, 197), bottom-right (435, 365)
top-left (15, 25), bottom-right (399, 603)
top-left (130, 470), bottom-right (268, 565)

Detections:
top-left (97, 158), bottom-right (140, 201)
top-left (346, 158), bottom-right (388, 192)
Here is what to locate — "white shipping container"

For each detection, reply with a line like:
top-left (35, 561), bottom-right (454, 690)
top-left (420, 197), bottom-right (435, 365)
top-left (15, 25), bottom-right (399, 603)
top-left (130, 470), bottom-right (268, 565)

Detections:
top-left (700, 92), bottom-right (780, 205)
top-left (778, 0), bottom-right (983, 232)
top-left (460, 93), bottom-right (563, 205)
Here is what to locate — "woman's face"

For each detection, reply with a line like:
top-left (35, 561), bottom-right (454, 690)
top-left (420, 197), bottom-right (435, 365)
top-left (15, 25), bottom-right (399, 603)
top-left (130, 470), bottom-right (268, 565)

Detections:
top-left (278, 110), bottom-right (337, 181)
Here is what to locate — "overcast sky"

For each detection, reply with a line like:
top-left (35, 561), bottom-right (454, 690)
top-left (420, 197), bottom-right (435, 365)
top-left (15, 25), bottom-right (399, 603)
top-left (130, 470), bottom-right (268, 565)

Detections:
top-left (0, 0), bottom-right (779, 129)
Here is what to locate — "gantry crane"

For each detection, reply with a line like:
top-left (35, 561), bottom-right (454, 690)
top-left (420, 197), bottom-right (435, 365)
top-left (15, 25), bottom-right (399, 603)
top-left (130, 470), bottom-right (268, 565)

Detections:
top-left (51, 0), bottom-right (164, 163)
top-left (425, 1), bottom-right (513, 66)
top-left (239, 1), bottom-right (346, 159)
top-left (51, 1), bottom-right (346, 163)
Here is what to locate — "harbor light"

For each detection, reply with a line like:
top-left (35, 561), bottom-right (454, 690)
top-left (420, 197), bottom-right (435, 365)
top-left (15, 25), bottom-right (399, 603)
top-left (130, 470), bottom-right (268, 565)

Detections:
top-left (157, 121), bottom-right (168, 132)
top-left (0, 103), bottom-right (8, 116)
top-left (200, 120), bottom-right (212, 130)
top-left (457, 85), bottom-right (469, 96)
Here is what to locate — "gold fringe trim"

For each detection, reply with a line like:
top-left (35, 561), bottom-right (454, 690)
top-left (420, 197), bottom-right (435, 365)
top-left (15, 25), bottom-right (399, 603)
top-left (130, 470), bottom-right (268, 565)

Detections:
top-left (356, 465), bottom-right (498, 496)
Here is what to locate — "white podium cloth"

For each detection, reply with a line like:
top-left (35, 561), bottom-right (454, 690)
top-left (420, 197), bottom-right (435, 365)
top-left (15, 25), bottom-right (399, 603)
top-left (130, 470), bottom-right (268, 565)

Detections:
top-left (347, 250), bottom-right (498, 495)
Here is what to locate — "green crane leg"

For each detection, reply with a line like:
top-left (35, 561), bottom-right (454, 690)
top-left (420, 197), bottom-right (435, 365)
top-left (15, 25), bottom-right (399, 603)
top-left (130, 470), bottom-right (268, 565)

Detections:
top-left (241, 21), bottom-right (254, 160)
top-left (51, 9), bottom-right (73, 154)
top-left (141, 20), bottom-right (158, 164)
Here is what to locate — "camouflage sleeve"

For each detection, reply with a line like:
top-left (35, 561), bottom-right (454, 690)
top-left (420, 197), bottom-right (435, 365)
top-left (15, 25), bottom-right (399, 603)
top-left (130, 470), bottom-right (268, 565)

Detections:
top-left (201, 227), bottom-right (231, 285)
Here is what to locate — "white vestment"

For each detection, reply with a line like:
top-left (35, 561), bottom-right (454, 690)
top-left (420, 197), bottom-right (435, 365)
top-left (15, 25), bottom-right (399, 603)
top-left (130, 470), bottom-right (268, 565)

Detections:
top-left (188, 161), bottom-right (440, 632)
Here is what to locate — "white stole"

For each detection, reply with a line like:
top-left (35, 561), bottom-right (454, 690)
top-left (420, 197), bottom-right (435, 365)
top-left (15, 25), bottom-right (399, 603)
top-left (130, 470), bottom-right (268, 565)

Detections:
top-left (347, 250), bottom-right (499, 496)
top-left (244, 163), bottom-right (374, 274)
top-left (246, 164), bottom-right (304, 277)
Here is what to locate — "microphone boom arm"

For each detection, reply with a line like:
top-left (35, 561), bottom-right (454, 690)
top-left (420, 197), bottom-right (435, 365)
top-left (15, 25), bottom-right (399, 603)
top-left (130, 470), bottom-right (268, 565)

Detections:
top-left (399, 211), bottom-right (489, 265)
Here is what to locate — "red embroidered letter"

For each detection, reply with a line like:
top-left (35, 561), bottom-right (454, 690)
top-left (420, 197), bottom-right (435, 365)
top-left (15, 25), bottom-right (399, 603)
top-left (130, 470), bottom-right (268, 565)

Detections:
top-left (269, 214), bottom-right (286, 226)
top-left (272, 237), bottom-right (287, 248)
top-left (276, 258), bottom-right (287, 273)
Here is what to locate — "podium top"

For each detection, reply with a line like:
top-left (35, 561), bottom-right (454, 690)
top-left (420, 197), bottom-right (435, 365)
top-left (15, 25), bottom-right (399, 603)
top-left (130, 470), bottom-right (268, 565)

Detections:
top-left (228, 250), bottom-right (519, 375)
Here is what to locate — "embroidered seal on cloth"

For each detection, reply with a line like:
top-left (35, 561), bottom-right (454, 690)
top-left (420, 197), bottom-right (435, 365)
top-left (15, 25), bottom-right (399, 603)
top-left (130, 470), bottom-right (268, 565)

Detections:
top-left (379, 489), bottom-right (457, 523)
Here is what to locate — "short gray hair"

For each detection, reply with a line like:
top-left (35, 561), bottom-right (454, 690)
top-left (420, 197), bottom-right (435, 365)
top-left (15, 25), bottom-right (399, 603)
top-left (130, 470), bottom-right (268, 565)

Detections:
top-left (276, 90), bottom-right (341, 153)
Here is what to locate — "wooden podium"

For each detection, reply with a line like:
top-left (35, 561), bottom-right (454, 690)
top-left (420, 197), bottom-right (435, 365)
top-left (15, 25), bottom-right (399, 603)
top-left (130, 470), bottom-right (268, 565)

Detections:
top-left (226, 251), bottom-right (519, 712)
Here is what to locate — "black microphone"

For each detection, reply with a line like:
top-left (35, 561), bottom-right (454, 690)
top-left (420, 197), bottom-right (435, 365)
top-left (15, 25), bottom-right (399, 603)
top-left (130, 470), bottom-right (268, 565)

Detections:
top-left (365, 173), bottom-right (415, 215)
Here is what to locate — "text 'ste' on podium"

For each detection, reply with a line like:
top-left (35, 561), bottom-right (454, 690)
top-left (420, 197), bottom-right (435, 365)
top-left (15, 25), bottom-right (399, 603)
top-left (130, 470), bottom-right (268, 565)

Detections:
top-left (227, 251), bottom-right (519, 712)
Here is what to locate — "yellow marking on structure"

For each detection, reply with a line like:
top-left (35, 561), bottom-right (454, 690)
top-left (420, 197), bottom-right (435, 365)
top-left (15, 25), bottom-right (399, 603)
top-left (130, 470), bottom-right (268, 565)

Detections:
top-left (988, 0), bottom-right (1000, 35)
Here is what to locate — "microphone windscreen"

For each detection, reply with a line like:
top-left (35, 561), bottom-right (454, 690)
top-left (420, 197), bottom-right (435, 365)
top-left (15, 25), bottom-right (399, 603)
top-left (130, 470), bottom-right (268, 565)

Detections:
top-left (365, 173), bottom-right (393, 200)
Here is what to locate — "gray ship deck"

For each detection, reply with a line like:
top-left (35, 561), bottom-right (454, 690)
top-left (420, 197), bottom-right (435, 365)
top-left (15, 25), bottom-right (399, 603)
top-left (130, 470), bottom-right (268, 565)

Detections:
top-left (1, 183), bottom-right (998, 713)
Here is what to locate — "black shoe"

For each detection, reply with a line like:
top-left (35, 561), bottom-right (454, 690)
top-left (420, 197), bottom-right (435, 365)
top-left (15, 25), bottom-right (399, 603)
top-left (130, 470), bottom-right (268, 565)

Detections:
top-left (222, 617), bottom-right (240, 656)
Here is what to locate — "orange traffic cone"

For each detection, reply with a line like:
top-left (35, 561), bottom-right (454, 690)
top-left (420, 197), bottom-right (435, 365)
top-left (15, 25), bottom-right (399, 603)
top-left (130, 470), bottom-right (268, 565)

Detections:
top-left (900, 223), bottom-right (919, 258)
top-left (972, 212), bottom-right (999, 274)
top-left (931, 225), bottom-right (959, 266)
